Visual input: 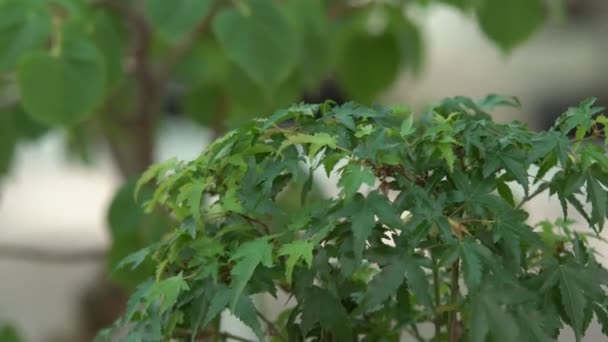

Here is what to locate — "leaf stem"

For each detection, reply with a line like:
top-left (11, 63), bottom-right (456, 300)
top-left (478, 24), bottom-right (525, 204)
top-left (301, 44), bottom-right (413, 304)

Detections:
top-left (256, 309), bottom-right (287, 341)
top-left (516, 182), bottom-right (550, 210)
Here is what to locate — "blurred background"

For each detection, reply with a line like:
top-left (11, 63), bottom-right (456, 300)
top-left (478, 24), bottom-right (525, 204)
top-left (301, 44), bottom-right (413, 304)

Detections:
top-left (0, 0), bottom-right (607, 341)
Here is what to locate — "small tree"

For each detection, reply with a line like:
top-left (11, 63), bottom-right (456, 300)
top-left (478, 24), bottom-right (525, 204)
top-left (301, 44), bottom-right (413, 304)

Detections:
top-left (104, 96), bottom-right (608, 341)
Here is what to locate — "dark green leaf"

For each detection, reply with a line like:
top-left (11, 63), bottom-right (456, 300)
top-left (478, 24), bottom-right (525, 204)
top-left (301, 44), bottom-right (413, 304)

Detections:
top-left (301, 286), bottom-right (353, 340)
top-left (477, 0), bottom-right (544, 51)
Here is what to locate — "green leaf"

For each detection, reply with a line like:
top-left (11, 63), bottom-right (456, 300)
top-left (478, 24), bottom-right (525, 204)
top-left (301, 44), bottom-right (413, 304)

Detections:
top-left (586, 175), bottom-right (606, 231)
top-left (403, 256), bottom-right (433, 309)
top-left (231, 293), bottom-right (264, 341)
top-left (116, 246), bottom-right (153, 271)
top-left (358, 256), bottom-right (407, 311)
top-left (460, 241), bottom-right (483, 292)
top-left (201, 286), bottom-right (232, 328)
top-left (177, 179), bottom-right (207, 226)
top-left (0, 0), bottom-right (50, 70)
top-left (477, 94), bottom-right (521, 111)
top-left (336, 28), bottom-right (401, 103)
top-left (278, 240), bottom-right (314, 284)
top-left (476, 0), bottom-right (544, 51)
top-left (146, 275), bottom-right (190, 313)
top-left (229, 237), bottom-right (273, 308)
top-left (400, 115), bottom-right (415, 137)
top-left (212, 0), bottom-right (297, 88)
top-left (338, 163), bottom-right (376, 200)
top-left (496, 180), bottom-right (515, 206)
top-left (558, 265), bottom-right (587, 341)
top-left (145, 0), bottom-right (213, 39)
top-left (469, 286), bottom-right (519, 342)
top-left (348, 193), bottom-right (376, 259)
top-left (594, 304), bottom-right (608, 336)
top-left (301, 286), bottom-right (353, 340)
top-left (278, 132), bottom-right (337, 159)
top-left (437, 143), bottom-right (456, 172)
top-left (18, 30), bottom-right (106, 126)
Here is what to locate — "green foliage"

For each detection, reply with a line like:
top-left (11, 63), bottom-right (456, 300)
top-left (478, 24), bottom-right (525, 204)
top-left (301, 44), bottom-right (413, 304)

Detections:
top-left (0, 0), bottom-right (548, 133)
top-left (0, 323), bottom-right (20, 342)
top-left (104, 97), bottom-right (608, 340)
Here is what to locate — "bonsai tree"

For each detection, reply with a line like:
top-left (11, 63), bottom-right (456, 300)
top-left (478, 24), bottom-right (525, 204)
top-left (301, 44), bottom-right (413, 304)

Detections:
top-left (102, 96), bottom-right (608, 341)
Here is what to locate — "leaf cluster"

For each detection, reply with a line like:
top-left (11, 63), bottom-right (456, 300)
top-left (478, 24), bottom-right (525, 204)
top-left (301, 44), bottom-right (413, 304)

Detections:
top-left (107, 96), bottom-right (608, 341)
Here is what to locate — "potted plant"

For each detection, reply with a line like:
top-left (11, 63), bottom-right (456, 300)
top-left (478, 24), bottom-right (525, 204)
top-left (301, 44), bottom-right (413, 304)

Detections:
top-left (102, 95), bottom-right (608, 341)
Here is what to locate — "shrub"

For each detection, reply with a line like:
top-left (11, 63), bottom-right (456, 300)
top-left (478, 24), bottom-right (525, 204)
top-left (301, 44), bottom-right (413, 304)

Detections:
top-left (103, 96), bottom-right (608, 341)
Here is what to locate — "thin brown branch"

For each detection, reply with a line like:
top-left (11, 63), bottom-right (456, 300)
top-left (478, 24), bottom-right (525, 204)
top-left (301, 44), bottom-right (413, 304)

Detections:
top-left (516, 182), bottom-right (550, 210)
top-left (256, 309), bottom-right (287, 341)
top-left (237, 213), bottom-right (272, 234)
top-left (0, 244), bottom-right (105, 263)
top-left (93, 0), bottom-right (157, 175)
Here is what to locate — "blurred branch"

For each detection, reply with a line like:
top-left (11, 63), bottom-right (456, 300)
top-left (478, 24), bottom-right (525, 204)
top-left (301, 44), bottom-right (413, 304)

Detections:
top-left (0, 243), bottom-right (105, 263)
top-left (93, 0), bottom-right (157, 176)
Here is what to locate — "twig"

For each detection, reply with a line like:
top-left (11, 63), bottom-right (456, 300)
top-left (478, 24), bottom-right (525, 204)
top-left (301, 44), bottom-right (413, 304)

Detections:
top-left (409, 324), bottom-right (426, 342)
top-left (516, 182), bottom-right (550, 210)
top-left (448, 260), bottom-right (460, 342)
top-left (256, 309), bottom-right (287, 341)
top-left (237, 213), bottom-right (272, 234)
top-left (0, 244), bottom-right (105, 263)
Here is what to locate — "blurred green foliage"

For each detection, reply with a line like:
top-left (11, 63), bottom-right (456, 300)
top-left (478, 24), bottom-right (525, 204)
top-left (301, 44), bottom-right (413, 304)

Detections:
top-left (0, 0), bottom-right (550, 289)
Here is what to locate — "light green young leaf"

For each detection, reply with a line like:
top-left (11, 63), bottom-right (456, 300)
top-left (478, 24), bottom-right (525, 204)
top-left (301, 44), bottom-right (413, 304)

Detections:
top-left (278, 132), bottom-right (337, 159)
top-left (145, 275), bottom-right (190, 313)
top-left (338, 163), bottom-right (376, 200)
top-left (278, 240), bottom-right (314, 283)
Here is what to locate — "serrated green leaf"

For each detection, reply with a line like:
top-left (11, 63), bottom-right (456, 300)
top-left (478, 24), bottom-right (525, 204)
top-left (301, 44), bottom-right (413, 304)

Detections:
top-left (586, 175), bottom-right (606, 231)
top-left (358, 256), bottom-right (407, 311)
top-left (231, 293), bottom-right (264, 341)
top-left (278, 240), bottom-right (314, 284)
top-left (146, 275), bottom-right (190, 313)
top-left (461, 241), bottom-right (483, 292)
top-left (278, 132), bottom-right (337, 159)
top-left (348, 193), bottom-right (376, 259)
top-left (469, 286), bottom-right (519, 342)
top-left (301, 286), bottom-right (353, 340)
top-left (558, 266), bottom-right (587, 341)
top-left (403, 256), bottom-right (433, 309)
top-left (338, 163), bottom-right (376, 200)
top-left (229, 238), bottom-right (273, 308)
